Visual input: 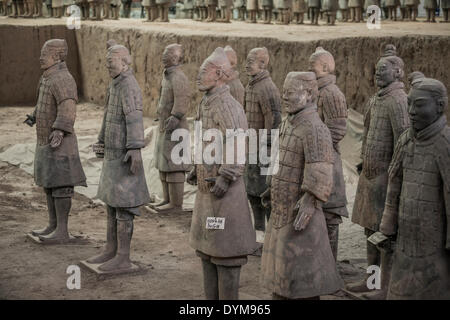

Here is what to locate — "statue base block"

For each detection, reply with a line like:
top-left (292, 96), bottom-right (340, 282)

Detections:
top-left (26, 233), bottom-right (90, 245)
top-left (79, 260), bottom-right (147, 279)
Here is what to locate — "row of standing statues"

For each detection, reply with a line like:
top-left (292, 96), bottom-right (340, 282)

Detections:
top-left (25, 38), bottom-right (450, 299)
top-left (2, 0), bottom-right (450, 23)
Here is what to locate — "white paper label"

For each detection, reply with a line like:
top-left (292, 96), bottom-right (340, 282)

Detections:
top-left (206, 217), bottom-right (225, 230)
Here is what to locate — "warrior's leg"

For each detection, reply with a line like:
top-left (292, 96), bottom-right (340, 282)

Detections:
top-left (314, 7), bottom-right (319, 24)
top-left (86, 206), bottom-right (118, 264)
top-left (154, 172), bottom-right (170, 206)
top-left (39, 187), bottom-right (73, 242)
top-left (199, 254), bottom-right (219, 300)
top-left (431, 8), bottom-right (435, 22)
top-left (248, 194), bottom-right (265, 231)
top-left (102, 2), bottom-right (109, 18)
top-left (217, 265), bottom-right (241, 300)
top-left (98, 209), bottom-right (134, 271)
top-left (156, 179), bottom-right (184, 212)
top-left (32, 188), bottom-right (57, 236)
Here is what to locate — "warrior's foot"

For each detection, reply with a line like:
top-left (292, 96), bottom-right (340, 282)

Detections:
top-left (153, 199), bottom-right (169, 207)
top-left (346, 278), bottom-right (370, 293)
top-left (38, 230), bottom-right (70, 243)
top-left (362, 289), bottom-right (387, 300)
top-left (98, 254), bottom-right (132, 272)
top-left (154, 203), bottom-right (182, 213)
top-left (31, 225), bottom-right (56, 236)
top-left (86, 249), bottom-right (117, 264)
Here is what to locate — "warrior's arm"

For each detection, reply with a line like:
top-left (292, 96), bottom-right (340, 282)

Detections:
top-left (170, 73), bottom-right (191, 119)
top-left (360, 98), bottom-right (372, 160)
top-left (259, 81), bottom-right (282, 131)
top-left (380, 131), bottom-right (408, 236)
top-left (319, 88), bottom-right (348, 148)
top-left (51, 76), bottom-right (78, 134)
top-left (388, 95), bottom-right (410, 145)
top-left (121, 85), bottom-right (145, 150)
top-left (436, 135), bottom-right (450, 250)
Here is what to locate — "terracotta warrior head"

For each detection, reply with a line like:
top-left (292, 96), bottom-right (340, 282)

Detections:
top-left (375, 44), bottom-right (405, 89)
top-left (224, 45), bottom-right (238, 69)
top-left (408, 76), bottom-right (448, 131)
top-left (40, 39), bottom-right (68, 70)
top-left (245, 47), bottom-right (269, 76)
top-left (282, 71), bottom-right (318, 115)
top-left (106, 45), bottom-right (131, 79)
top-left (106, 39), bottom-right (118, 50)
top-left (197, 47), bottom-right (231, 92)
top-left (308, 47), bottom-right (335, 78)
top-left (407, 71), bottom-right (425, 87)
top-left (162, 44), bottom-right (184, 69)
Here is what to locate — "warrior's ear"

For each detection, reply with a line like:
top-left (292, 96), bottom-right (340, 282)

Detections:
top-left (216, 68), bottom-right (224, 79)
top-left (437, 97), bottom-right (446, 114)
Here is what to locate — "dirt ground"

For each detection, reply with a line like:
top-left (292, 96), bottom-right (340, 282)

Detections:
top-left (0, 104), bottom-right (369, 300)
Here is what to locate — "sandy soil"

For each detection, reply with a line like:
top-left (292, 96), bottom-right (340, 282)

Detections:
top-left (1, 17), bottom-right (450, 42)
top-left (0, 104), bottom-right (367, 300)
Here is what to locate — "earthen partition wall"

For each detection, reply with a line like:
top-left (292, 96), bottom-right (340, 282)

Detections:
top-left (1, 22), bottom-right (449, 120)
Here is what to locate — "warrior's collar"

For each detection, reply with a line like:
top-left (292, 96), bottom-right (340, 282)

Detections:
top-left (411, 115), bottom-right (447, 141)
top-left (164, 65), bottom-right (181, 75)
top-left (203, 84), bottom-right (230, 106)
top-left (249, 70), bottom-right (270, 86)
top-left (377, 81), bottom-right (405, 97)
top-left (317, 74), bottom-right (336, 90)
top-left (43, 61), bottom-right (68, 78)
top-left (288, 105), bottom-right (317, 124)
top-left (112, 68), bottom-right (134, 86)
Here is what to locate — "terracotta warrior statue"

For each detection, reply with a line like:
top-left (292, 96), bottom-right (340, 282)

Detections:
top-left (309, 47), bottom-right (348, 261)
top-left (260, 0), bottom-right (273, 23)
top-left (244, 47), bottom-right (281, 243)
top-left (308, 0), bottom-right (320, 24)
top-left (275, 0), bottom-right (291, 24)
top-left (188, 47), bottom-right (257, 300)
top-left (205, 0), bottom-right (217, 21)
top-left (143, 0), bottom-right (158, 21)
top-left (88, 0), bottom-right (103, 20)
top-left (323, 0), bottom-right (340, 24)
top-left (442, 0), bottom-right (450, 22)
top-left (348, 44), bottom-right (410, 300)
top-left (87, 45), bottom-right (150, 272)
top-left (22, 0), bottom-right (33, 17)
top-left (292, 0), bottom-right (306, 24)
top-left (246, 0), bottom-right (258, 22)
top-left (33, 0), bottom-right (43, 16)
top-left (75, 0), bottom-right (88, 19)
top-left (379, 75), bottom-right (450, 300)
top-left (224, 45), bottom-right (245, 107)
top-left (339, 0), bottom-right (349, 21)
top-left (217, 0), bottom-right (231, 22)
top-left (261, 71), bottom-right (343, 300)
top-left (385, 0), bottom-right (399, 20)
top-left (153, 44), bottom-right (191, 213)
top-left (425, 0), bottom-right (437, 22)
top-left (25, 39), bottom-right (86, 244)
top-left (234, 0), bottom-right (246, 20)
top-left (155, 0), bottom-right (170, 21)
top-left (348, 0), bottom-right (362, 22)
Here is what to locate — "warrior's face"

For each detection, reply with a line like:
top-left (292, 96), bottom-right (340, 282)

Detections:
top-left (282, 79), bottom-right (310, 114)
top-left (197, 61), bottom-right (221, 92)
top-left (162, 47), bottom-right (180, 68)
top-left (375, 59), bottom-right (396, 89)
top-left (106, 52), bottom-right (124, 79)
top-left (39, 45), bottom-right (58, 70)
top-left (245, 53), bottom-right (262, 76)
top-left (408, 87), bottom-right (442, 132)
top-left (309, 57), bottom-right (327, 79)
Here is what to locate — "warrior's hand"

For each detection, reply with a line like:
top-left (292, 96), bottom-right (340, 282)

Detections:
top-left (186, 167), bottom-right (197, 185)
top-left (49, 130), bottom-right (64, 148)
top-left (164, 115), bottom-right (180, 132)
top-left (356, 162), bottom-right (363, 175)
top-left (210, 175), bottom-right (230, 198)
top-left (293, 192), bottom-right (317, 231)
top-left (260, 188), bottom-right (271, 208)
top-left (123, 149), bottom-right (142, 175)
top-left (24, 114), bottom-right (36, 127)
